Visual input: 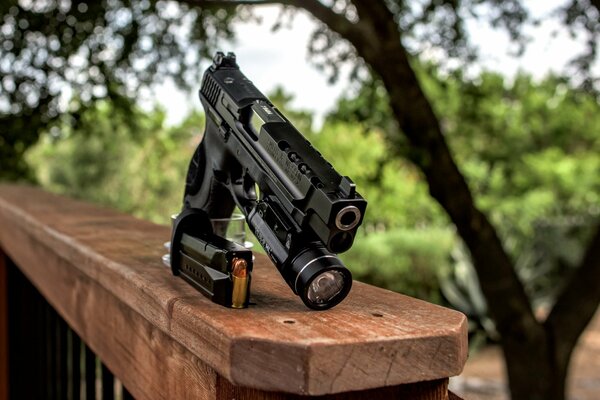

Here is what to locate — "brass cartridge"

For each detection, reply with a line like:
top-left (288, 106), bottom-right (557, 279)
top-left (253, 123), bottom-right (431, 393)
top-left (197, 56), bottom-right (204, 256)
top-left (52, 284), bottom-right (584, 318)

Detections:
top-left (231, 258), bottom-right (249, 309)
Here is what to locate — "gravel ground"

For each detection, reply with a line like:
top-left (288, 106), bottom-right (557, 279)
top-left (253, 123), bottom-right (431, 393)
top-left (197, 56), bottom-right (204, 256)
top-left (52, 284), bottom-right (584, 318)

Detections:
top-left (449, 309), bottom-right (600, 400)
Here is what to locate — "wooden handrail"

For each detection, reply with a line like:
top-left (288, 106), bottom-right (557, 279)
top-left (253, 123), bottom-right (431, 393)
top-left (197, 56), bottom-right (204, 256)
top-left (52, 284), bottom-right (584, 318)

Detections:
top-left (0, 184), bottom-right (467, 399)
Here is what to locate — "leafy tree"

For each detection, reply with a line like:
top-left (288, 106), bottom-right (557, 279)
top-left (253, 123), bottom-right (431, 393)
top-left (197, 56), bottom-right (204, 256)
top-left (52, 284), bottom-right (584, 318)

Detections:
top-left (331, 69), bottom-right (600, 246)
top-left (0, 0), bottom-right (246, 179)
top-left (329, 67), bottom-right (600, 336)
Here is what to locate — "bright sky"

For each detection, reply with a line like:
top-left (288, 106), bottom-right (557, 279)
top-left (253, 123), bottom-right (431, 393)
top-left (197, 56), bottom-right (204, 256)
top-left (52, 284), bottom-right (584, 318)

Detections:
top-left (152, 1), bottom-right (595, 127)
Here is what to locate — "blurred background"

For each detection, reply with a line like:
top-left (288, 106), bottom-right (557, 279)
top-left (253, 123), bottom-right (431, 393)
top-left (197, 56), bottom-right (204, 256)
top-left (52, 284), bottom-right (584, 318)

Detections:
top-left (1, 1), bottom-right (599, 399)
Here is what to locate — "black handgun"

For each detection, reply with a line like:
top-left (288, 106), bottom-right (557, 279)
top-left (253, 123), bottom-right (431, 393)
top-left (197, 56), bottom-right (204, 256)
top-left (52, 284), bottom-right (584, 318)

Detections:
top-left (171, 52), bottom-right (367, 310)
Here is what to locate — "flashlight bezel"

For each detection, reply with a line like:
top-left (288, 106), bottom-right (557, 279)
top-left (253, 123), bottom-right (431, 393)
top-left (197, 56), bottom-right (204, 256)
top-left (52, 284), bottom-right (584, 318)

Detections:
top-left (287, 248), bottom-right (353, 310)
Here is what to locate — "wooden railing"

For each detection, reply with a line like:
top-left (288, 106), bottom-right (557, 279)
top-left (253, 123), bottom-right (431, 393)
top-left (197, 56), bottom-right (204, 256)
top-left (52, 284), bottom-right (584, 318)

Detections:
top-left (0, 184), bottom-right (467, 399)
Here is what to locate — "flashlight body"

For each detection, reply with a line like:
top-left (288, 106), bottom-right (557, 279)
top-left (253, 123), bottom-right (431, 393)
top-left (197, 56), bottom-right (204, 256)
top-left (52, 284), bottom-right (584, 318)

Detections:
top-left (181, 52), bottom-right (366, 309)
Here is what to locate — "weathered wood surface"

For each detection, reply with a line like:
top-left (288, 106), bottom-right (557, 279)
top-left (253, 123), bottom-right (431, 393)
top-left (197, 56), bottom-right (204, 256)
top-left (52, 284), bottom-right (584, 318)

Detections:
top-left (0, 184), bottom-right (467, 396)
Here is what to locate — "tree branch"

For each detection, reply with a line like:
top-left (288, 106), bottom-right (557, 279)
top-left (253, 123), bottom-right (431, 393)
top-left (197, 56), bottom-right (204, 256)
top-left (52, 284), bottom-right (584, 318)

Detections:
top-left (181, 0), bottom-right (379, 57)
top-left (179, 0), bottom-right (371, 47)
top-left (545, 221), bottom-right (600, 361)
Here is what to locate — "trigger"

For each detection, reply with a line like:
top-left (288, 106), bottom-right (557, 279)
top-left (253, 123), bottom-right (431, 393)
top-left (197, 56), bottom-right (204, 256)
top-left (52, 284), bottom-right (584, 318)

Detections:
top-left (232, 170), bottom-right (257, 212)
top-left (241, 171), bottom-right (257, 200)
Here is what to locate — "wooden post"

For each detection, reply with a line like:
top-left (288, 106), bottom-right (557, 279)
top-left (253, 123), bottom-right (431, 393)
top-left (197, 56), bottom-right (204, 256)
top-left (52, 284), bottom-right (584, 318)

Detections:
top-left (0, 185), bottom-right (468, 399)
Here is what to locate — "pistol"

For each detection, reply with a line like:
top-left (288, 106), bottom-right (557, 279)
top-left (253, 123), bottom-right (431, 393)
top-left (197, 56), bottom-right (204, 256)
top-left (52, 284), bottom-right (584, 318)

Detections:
top-left (171, 52), bottom-right (367, 310)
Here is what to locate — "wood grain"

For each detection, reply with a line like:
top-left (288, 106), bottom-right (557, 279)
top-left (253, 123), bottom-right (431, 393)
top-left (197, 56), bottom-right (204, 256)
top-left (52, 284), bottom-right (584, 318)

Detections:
top-left (0, 184), bottom-right (468, 396)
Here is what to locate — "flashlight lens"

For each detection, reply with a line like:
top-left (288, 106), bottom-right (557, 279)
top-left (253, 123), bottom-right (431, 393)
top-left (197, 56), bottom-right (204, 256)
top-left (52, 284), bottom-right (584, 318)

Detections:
top-left (307, 270), bottom-right (345, 305)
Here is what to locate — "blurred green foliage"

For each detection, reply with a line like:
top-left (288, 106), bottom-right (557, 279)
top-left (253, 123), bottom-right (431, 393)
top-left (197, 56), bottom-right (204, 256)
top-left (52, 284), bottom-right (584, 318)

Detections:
top-left (429, 72), bottom-right (600, 239)
top-left (341, 228), bottom-right (455, 303)
top-left (27, 100), bottom-right (203, 224)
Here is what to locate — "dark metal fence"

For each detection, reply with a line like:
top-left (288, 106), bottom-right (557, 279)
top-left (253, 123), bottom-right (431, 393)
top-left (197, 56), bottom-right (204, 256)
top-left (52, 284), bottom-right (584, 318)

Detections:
top-left (4, 256), bottom-right (134, 400)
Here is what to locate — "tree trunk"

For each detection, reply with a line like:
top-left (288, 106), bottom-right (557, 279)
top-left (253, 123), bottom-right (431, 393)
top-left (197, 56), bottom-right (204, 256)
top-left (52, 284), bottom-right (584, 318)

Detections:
top-left (346, 0), bottom-right (539, 343)
top-left (502, 332), bottom-right (570, 400)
